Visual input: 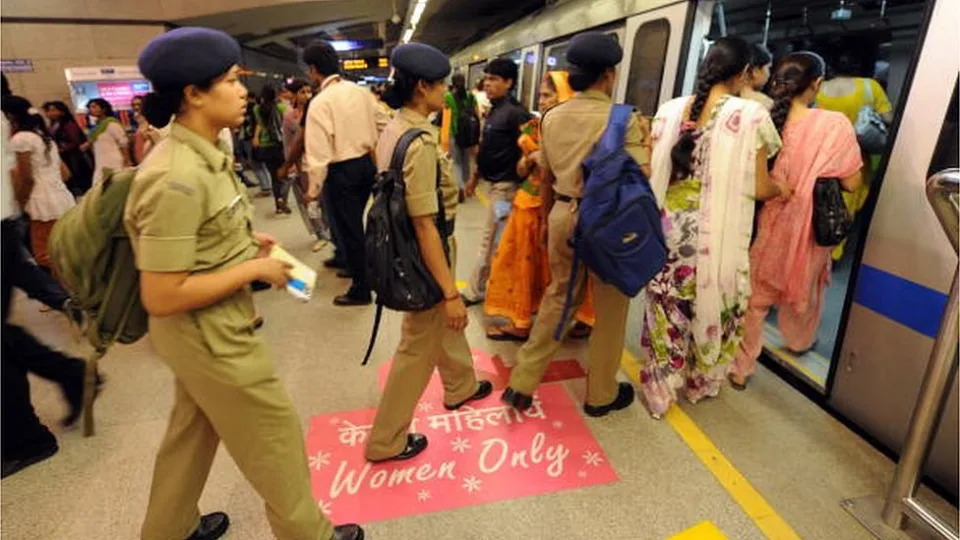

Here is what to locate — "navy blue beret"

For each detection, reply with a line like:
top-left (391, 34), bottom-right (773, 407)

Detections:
top-left (138, 27), bottom-right (241, 89)
top-left (391, 43), bottom-right (451, 81)
top-left (567, 32), bottom-right (623, 68)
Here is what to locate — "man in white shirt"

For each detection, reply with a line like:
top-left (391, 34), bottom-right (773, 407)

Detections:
top-left (303, 40), bottom-right (387, 306)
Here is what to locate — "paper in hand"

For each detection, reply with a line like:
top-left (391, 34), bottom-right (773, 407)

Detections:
top-left (269, 245), bottom-right (317, 302)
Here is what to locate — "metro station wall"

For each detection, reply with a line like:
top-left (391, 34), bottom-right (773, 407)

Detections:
top-left (1, 22), bottom-right (165, 107)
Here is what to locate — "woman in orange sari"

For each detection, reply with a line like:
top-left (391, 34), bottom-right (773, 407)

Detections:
top-left (484, 71), bottom-right (594, 341)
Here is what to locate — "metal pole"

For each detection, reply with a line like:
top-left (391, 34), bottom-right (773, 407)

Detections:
top-left (716, 1), bottom-right (728, 37)
top-left (880, 170), bottom-right (960, 531)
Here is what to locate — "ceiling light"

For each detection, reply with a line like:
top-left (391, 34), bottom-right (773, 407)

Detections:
top-left (402, 28), bottom-right (414, 43)
top-left (411, 2), bottom-right (426, 26)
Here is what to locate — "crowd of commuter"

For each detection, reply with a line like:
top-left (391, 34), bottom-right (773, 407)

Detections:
top-left (0, 21), bottom-right (893, 540)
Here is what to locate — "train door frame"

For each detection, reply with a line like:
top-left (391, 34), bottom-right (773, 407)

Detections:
top-left (614, 1), bottom-right (691, 110)
top-left (519, 44), bottom-right (542, 112)
top-left (828, 0), bottom-right (958, 497)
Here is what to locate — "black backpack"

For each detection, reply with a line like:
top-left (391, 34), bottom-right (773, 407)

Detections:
top-left (455, 98), bottom-right (480, 148)
top-left (362, 129), bottom-right (448, 365)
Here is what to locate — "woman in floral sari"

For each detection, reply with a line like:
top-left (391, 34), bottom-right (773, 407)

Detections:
top-left (730, 53), bottom-right (862, 389)
top-left (484, 71), bottom-right (594, 341)
top-left (640, 37), bottom-right (787, 417)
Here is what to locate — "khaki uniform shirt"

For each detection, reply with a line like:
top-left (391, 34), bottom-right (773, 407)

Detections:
top-left (125, 122), bottom-right (259, 275)
top-left (541, 90), bottom-right (651, 199)
top-left (125, 122), bottom-right (261, 357)
top-left (375, 107), bottom-right (457, 220)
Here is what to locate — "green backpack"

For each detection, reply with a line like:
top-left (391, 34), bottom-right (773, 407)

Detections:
top-left (49, 167), bottom-right (148, 436)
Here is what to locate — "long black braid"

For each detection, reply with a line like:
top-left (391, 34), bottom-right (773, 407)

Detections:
top-left (768, 52), bottom-right (826, 135)
top-left (669, 37), bottom-right (752, 181)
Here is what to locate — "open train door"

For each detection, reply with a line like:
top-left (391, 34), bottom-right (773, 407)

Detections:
top-left (830, 0), bottom-right (959, 507)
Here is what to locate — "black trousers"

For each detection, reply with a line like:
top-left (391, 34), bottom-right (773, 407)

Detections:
top-left (1, 219), bottom-right (82, 461)
top-left (326, 155), bottom-right (376, 296)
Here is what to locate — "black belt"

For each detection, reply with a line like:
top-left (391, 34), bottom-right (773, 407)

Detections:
top-left (555, 193), bottom-right (581, 203)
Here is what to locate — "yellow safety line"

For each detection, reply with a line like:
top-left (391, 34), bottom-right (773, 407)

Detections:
top-left (621, 350), bottom-right (801, 540)
top-left (668, 521), bottom-right (727, 540)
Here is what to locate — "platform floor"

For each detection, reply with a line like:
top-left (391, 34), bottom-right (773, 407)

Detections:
top-left (1, 189), bottom-right (954, 540)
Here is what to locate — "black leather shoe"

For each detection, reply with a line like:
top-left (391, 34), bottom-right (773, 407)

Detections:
top-left (500, 387), bottom-right (533, 411)
top-left (445, 381), bottom-right (493, 410)
top-left (184, 512), bottom-right (229, 540)
top-left (324, 257), bottom-right (347, 269)
top-left (336, 269), bottom-right (352, 279)
top-left (1, 440), bottom-right (58, 479)
top-left (333, 293), bottom-right (372, 306)
top-left (369, 434), bottom-right (427, 463)
top-left (333, 524), bottom-right (365, 540)
top-left (583, 382), bottom-right (636, 418)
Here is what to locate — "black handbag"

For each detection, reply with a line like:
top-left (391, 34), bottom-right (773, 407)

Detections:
top-left (812, 177), bottom-right (852, 246)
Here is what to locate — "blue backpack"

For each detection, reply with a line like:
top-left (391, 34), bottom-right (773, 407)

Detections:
top-left (555, 104), bottom-right (667, 339)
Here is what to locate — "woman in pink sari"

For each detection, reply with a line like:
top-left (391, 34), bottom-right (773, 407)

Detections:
top-left (730, 52), bottom-right (863, 389)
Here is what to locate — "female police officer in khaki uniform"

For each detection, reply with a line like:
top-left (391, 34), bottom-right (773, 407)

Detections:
top-left (501, 32), bottom-right (651, 417)
top-left (128, 28), bottom-right (363, 540)
top-left (365, 43), bottom-right (492, 463)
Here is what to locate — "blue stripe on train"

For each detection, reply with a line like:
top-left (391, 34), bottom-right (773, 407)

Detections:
top-left (853, 264), bottom-right (950, 339)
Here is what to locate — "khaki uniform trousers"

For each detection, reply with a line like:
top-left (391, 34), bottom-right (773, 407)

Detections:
top-left (466, 181), bottom-right (518, 299)
top-left (508, 200), bottom-right (630, 407)
top-left (366, 236), bottom-right (480, 461)
top-left (142, 291), bottom-right (332, 540)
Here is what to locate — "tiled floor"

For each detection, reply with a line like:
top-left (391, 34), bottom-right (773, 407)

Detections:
top-left (1, 190), bottom-right (953, 540)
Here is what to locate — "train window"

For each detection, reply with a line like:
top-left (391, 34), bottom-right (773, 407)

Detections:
top-left (625, 19), bottom-right (670, 115)
top-left (544, 42), bottom-right (572, 73)
top-left (467, 61), bottom-right (486, 92)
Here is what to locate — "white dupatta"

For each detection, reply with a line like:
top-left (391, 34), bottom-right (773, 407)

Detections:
top-left (650, 95), bottom-right (781, 366)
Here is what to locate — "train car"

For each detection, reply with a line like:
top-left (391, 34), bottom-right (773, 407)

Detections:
top-left (449, 0), bottom-right (959, 500)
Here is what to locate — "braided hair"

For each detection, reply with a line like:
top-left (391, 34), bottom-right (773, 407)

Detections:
top-left (768, 52), bottom-right (826, 135)
top-left (670, 37), bottom-right (752, 181)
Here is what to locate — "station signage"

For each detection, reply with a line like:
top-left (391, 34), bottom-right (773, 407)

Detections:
top-left (342, 57), bottom-right (389, 71)
top-left (1, 59), bottom-right (33, 73)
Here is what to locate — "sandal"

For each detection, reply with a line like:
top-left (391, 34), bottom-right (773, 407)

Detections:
top-left (568, 322), bottom-right (592, 340)
top-left (486, 327), bottom-right (529, 342)
top-left (727, 373), bottom-right (748, 391)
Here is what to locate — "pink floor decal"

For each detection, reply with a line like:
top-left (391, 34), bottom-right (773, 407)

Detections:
top-left (306, 383), bottom-right (619, 524)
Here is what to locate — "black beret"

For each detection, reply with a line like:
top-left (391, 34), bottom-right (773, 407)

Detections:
top-left (139, 27), bottom-right (241, 89)
top-left (390, 43), bottom-right (451, 81)
top-left (566, 32), bottom-right (623, 68)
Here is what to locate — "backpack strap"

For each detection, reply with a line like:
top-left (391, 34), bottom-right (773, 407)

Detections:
top-left (389, 129), bottom-right (429, 180)
top-left (553, 249), bottom-right (581, 341)
top-left (361, 303), bottom-right (384, 366)
top-left (600, 104), bottom-right (635, 151)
